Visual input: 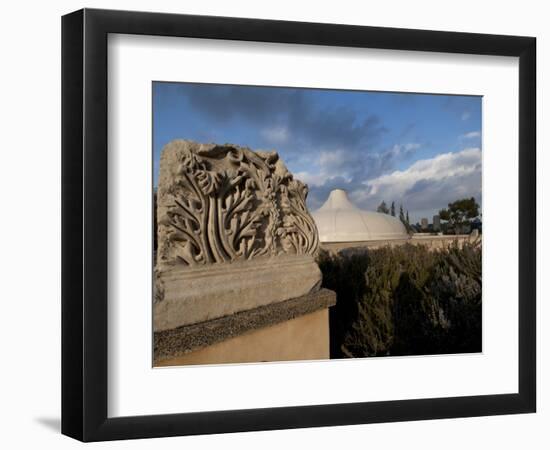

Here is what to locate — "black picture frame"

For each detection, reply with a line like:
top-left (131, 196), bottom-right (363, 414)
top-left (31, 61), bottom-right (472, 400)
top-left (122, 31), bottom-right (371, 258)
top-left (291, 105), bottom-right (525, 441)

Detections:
top-left (62, 8), bottom-right (536, 442)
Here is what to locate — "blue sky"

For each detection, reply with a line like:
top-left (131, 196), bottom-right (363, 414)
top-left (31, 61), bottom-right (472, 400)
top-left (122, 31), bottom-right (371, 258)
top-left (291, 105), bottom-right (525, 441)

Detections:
top-left (153, 82), bottom-right (481, 223)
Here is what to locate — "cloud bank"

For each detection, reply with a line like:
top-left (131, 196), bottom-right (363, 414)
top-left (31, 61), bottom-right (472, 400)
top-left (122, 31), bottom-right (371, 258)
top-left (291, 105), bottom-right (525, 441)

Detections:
top-left (181, 85), bottom-right (387, 151)
top-left (305, 148), bottom-right (482, 222)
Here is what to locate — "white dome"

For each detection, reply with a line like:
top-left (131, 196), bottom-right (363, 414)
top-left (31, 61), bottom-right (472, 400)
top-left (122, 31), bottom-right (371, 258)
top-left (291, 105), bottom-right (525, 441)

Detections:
top-left (312, 189), bottom-right (410, 243)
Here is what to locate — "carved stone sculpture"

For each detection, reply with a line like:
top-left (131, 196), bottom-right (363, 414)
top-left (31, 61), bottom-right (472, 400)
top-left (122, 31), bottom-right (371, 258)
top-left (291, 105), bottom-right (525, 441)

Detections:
top-left (154, 140), bottom-right (322, 331)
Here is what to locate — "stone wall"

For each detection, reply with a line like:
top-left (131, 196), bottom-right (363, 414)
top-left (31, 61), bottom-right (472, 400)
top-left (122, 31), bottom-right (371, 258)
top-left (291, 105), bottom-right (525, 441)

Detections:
top-left (320, 234), bottom-right (479, 254)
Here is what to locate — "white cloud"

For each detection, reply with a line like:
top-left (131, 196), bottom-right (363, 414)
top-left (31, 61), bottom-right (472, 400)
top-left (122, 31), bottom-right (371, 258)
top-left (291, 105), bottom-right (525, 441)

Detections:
top-left (295, 171), bottom-right (332, 187)
top-left (318, 149), bottom-right (346, 169)
top-left (298, 142), bottom-right (421, 188)
top-left (260, 126), bottom-right (289, 144)
top-left (298, 142), bottom-right (425, 211)
top-left (461, 111), bottom-right (471, 121)
top-left (382, 143), bottom-right (420, 160)
top-left (296, 149), bottom-right (353, 187)
top-left (461, 130), bottom-right (481, 139)
top-left (404, 142), bottom-right (421, 151)
top-left (362, 148), bottom-right (480, 195)
top-left (350, 148), bottom-right (482, 220)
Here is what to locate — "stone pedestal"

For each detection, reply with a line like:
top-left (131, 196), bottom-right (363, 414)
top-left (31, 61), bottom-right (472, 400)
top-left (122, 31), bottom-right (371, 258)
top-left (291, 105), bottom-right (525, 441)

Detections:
top-left (154, 288), bottom-right (336, 366)
top-left (154, 140), bottom-right (335, 366)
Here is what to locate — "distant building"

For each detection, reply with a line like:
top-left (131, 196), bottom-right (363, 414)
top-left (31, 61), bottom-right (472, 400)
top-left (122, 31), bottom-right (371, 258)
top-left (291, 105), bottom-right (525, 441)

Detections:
top-left (433, 215), bottom-right (441, 231)
top-left (471, 217), bottom-right (482, 234)
top-left (312, 189), bottom-right (410, 243)
top-left (311, 190), bottom-right (476, 253)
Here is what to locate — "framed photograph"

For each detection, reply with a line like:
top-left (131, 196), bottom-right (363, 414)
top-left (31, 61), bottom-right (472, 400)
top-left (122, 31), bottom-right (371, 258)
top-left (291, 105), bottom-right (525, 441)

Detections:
top-left (62, 8), bottom-right (536, 441)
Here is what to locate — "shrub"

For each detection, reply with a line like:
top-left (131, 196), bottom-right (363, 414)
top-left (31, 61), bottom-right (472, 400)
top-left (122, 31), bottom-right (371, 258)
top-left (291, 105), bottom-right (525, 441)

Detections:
top-left (318, 241), bottom-right (482, 358)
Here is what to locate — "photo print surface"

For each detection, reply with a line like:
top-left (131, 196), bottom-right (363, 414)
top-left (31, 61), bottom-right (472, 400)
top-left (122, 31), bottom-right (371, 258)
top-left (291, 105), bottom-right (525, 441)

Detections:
top-left (152, 82), bottom-right (482, 367)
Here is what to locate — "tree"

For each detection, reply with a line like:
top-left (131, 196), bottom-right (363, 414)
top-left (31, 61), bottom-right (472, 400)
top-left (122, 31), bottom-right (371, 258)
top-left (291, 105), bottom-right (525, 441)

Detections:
top-left (398, 205), bottom-right (413, 234)
top-left (399, 204), bottom-right (405, 223)
top-left (377, 201), bottom-right (389, 214)
top-left (390, 201), bottom-right (396, 217)
top-left (439, 197), bottom-right (480, 234)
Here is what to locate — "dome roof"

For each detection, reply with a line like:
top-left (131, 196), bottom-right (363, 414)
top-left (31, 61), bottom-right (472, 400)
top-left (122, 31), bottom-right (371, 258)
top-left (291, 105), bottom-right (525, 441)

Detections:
top-left (312, 189), bottom-right (410, 243)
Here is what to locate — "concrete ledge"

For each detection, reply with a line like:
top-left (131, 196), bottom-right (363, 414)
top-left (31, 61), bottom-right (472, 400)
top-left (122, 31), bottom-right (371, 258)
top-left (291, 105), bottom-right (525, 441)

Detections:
top-left (154, 255), bottom-right (322, 331)
top-left (154, 288), bottom-right (336, 364)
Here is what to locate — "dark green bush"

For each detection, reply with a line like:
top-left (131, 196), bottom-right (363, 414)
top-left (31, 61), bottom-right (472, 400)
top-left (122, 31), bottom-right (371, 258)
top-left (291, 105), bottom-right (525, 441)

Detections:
top-left (318, 241), bottom-right (482, 358)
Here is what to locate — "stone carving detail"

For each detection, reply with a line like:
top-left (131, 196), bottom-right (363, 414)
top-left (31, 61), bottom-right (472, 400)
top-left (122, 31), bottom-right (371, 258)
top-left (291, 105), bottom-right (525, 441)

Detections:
top-left (157, 140), bottom-right (319, 269)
